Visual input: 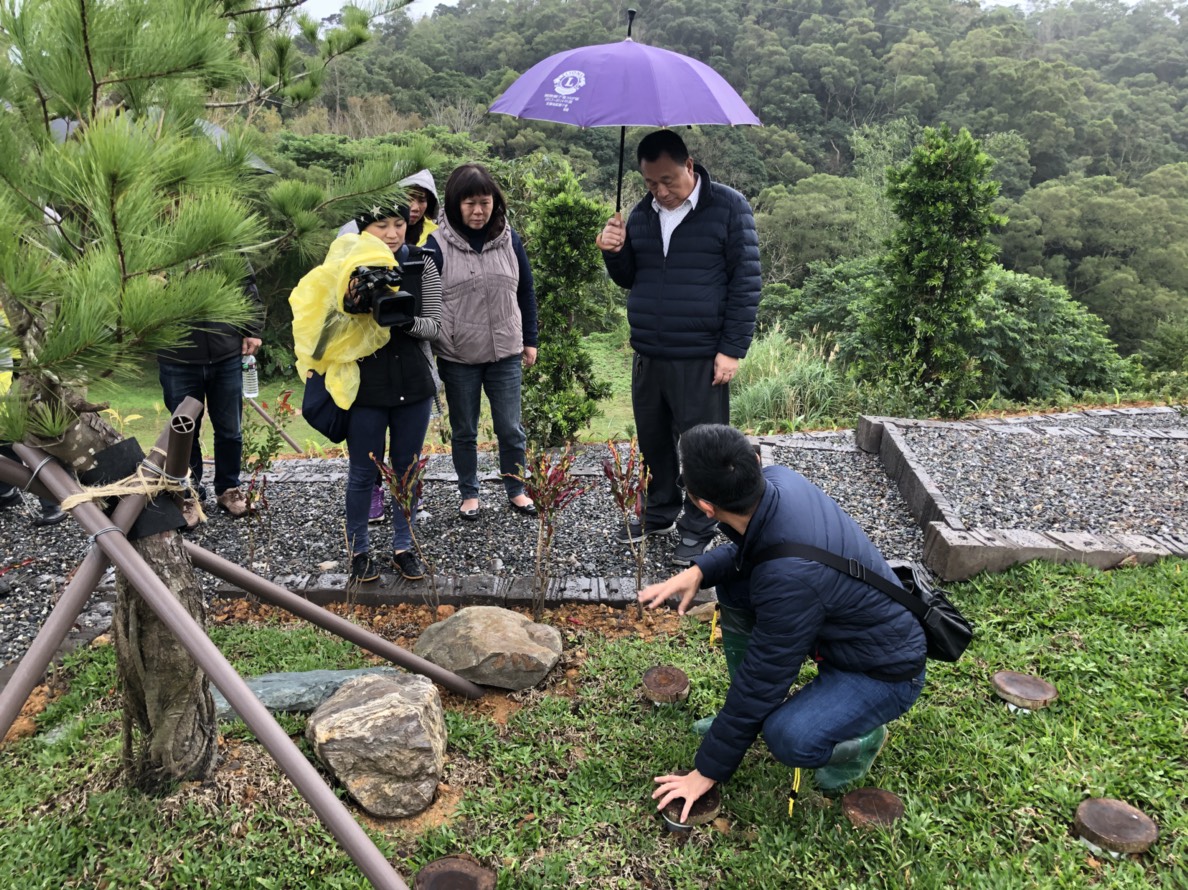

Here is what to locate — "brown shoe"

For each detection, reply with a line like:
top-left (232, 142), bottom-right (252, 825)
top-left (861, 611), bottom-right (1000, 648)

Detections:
top-left (216, 488), bottom-right (253, 518)
top-left (179, 497), bottom-right (204, 530)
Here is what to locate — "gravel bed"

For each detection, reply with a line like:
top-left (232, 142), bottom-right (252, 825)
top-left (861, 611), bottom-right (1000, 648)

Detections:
top-left (978, 407), bottom-right (1186, 430)
top-left (0, 439), bottom-right (922, 670)
top-left (0, 502), bottom-right (113, 667)
top-left (6, 411), bottom-right (1183, 672)
top-left (902, 415), bottom-right (1188, 535)
top-left (770, 445), bottom-right (923, 561)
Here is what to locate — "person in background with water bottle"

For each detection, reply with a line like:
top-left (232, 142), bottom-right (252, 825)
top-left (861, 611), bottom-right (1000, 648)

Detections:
top-left (157, 273), bottom-right (264, 525)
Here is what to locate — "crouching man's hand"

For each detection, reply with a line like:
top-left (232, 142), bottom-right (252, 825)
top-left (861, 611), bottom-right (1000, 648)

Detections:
top-left (653, 768), bottom-right (716, 825)
top-left (638, 565), bottom-right (703, 615)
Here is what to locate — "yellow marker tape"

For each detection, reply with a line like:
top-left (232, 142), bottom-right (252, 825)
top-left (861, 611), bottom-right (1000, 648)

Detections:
top-left (709, 606), bottom-right (719, 649)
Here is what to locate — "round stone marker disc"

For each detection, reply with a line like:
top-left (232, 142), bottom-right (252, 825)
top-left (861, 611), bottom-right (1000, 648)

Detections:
top-left (841, 787), bottom-right (905, 829)
top-left (1074, 798), bottom-right (1159, 855)
top-left (992, 670), bottom-right (1059, 710)
top-left (414, 854), bottom-right (497, 890)
top-left (660, 769), bottom-right (722, 827)
top-left (643, 665), bottom-right (690, 703)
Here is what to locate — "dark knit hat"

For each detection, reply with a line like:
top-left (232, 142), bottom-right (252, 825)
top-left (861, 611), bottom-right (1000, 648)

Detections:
top-left (354, 202), bottom-right (410, 231)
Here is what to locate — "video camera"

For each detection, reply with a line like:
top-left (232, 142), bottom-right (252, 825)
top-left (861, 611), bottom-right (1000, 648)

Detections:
top-left (344, 250), bottom-right (425, 328)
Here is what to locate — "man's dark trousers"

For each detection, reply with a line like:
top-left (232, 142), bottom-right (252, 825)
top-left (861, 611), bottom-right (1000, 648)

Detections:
top-left (631, 353), bottom-right (729, 541)
top-left (158, 355), bottom-right (243, 496)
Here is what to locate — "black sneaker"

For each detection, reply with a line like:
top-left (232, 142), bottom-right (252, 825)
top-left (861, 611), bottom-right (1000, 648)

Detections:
top-left (0, 489), bottom-right (21, 510)
top-left (615, 517), bottom-right (677, 545)
top-left (392, 550), bottom-right (426, 580)
top-left (349, 553), bottom-right (381, 583)
top-left (33, 505), bottom-right (68, 527)
top-left (671, 535), bottom-right (713, 567)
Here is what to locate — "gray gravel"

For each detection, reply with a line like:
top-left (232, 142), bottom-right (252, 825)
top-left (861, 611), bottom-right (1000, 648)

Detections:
top-left (902, 411), bottom-right (1187, 535)
top-left (3, 408), bottom-right (1184, 671)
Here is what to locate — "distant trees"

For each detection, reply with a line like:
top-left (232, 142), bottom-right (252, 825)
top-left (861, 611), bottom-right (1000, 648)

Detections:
top-left (996, 163), bottom-right (1188, 354)
top-left (256, 0), bottom-right (1188, 385)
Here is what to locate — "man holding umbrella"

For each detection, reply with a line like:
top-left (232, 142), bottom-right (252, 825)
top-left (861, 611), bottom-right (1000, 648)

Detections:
top-left (598, 129), bottom-right (761, 565)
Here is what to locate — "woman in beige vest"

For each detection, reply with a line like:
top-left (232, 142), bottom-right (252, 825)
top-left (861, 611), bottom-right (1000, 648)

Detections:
top-left (427, 165), bottom-right (539, 520)
top-left (426, 164), bottom-right (539, 520)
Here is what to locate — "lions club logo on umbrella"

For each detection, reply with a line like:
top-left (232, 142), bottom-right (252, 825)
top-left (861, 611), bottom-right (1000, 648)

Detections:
top-left (552, 70), bottom-right (586, 96)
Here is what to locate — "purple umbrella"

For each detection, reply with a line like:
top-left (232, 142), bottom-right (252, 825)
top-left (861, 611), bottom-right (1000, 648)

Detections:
top-left (489, 9), bottom-right (759, 213)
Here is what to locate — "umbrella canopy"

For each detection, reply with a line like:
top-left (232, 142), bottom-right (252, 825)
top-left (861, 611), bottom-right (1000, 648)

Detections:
top-left (489, 38), bottom-right (760, 129)
top-left (489, 19), bottom-right (759, 215)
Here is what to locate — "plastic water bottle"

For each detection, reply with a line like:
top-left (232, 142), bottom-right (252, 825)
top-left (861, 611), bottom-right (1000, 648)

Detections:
top-left (242, 354), bottom-right (259, 398)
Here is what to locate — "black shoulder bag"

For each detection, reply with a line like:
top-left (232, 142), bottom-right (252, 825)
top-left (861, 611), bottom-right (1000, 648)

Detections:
top-left (747, 543), bottom-right (974, 662)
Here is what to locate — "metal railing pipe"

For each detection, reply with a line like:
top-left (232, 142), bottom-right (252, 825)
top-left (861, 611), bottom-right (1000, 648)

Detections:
top-left (184, 543), bottom-right (485, 700)
top-left (0, 454), bottom-right (54, 501)
top-left (12, 443), bottom-right (410, 890)
top-left (1, 399), bottom-right (203, 740)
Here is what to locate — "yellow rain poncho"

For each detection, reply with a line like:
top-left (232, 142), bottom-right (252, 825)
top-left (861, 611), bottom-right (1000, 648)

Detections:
top-left (290, 233), bottom-right (397, 410)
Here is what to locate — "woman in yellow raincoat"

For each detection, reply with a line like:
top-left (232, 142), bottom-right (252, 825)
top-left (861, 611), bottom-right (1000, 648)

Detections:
top-left (291, 204), bottom-right (443, 583)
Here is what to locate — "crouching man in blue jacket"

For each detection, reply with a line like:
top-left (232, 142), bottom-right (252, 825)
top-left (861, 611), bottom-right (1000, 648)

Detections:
top-left (640, 424), bottom-right (927, 822)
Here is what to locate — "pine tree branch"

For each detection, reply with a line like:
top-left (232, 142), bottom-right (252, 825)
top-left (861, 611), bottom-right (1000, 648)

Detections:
top-left (97, 65), bottom-right (215, 89)
top-left (0, 171), bottom-right (84, 256)
top-left (79, 0), bottom-right (101, 119)
top-left (204, 36), bottom-right (364, 111)
top-left (220, 1), bottom-right (304, 17)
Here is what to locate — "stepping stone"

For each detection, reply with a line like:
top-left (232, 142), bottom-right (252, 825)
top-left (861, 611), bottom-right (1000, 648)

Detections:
top-left (992, 670), bottom-right (1058, 711)
top-left (660, 770), bottom-right (721, 832)
top-left (1074, 798), bottom-right (1158, 856)
top-left (414, 854), bottom-right (496, 890)
top-left (842, 788), bottom-right (905, 829)
top-left (642, 665), bottom-right (690, 704)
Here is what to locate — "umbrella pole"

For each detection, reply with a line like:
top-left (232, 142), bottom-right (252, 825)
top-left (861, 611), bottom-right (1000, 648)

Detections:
top-left (615, 125), bottom-right (626, 214)
top-left (614, 8), bottom-right (636, 214)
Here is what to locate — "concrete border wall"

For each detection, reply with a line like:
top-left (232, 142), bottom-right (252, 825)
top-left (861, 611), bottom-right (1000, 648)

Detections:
top-left (858, 409), bottom-right (1188, 580)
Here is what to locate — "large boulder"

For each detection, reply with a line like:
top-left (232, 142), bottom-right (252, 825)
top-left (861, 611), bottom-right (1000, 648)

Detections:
top-left (414, 606), bottom-right (562, 690)
top-left (305, 673), bottom-right (446, 818)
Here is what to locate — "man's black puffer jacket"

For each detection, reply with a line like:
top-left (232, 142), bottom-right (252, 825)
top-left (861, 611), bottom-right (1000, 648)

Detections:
top-left (603, 164), bottom-right (761, 360)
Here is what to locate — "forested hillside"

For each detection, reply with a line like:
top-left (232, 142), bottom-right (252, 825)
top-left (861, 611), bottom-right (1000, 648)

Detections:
top-left (263, 0), bottom-right (1188, 378)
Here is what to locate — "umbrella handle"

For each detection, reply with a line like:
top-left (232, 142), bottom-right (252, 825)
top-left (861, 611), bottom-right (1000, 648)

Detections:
top-left (595, 212), bottom-right (623, 251)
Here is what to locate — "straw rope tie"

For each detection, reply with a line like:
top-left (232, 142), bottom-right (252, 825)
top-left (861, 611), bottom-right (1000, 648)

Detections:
top-left (58, 446), bottom-right (197, 513)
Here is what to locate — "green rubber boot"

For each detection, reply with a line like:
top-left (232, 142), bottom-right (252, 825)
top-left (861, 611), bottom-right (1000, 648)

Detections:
top-left (813, 724), bottom-right (888, 795)
top-left (693, 605), bottom-right (754, 736)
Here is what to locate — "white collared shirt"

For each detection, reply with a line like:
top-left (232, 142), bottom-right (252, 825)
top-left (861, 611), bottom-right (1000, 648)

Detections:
top-left (652, 175), bottom-right (702, 256)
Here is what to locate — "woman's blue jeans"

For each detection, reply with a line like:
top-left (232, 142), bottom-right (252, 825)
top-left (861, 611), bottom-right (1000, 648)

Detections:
top-left (345, 397), bottom-right (432, 556)
top-left (762, 663), bottom-right (926, 768)
top-left (437, 355), bottom-right (527, 500)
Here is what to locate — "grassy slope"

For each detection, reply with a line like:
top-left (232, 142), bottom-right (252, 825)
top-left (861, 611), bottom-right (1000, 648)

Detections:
top-left (1, 560), bottom-right (1185, 888)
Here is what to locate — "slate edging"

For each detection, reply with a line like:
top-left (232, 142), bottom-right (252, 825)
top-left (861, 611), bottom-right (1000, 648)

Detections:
top-left (212, 574), bottom-right (716, 610)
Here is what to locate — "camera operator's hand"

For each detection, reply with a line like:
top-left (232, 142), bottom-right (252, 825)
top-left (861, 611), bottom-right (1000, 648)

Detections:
top-left (344, 266), bottom-right (373, 314)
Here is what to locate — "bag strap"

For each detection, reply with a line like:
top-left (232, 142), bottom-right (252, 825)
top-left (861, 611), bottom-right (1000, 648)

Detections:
top-left (747, 543), bottom-right (927, 620)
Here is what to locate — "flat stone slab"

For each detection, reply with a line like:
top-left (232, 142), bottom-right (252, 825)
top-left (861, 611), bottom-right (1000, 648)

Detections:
top-left (209, 667), bottom-right (404, 722)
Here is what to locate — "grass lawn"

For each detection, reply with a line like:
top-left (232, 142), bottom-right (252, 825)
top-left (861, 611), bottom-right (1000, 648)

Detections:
top-left (1, 560), bottom-right (1185, 888)
top-left (89, 336), bottom-right (635, 458)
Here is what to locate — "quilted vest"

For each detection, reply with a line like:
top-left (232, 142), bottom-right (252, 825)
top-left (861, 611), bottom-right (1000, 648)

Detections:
top-left (433, 221), bottom-right (522, 365)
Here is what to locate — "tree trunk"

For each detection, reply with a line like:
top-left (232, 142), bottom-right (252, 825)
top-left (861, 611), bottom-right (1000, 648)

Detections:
top-left (35, 394), bottom-right (218, 790)
top-left (113, 531), bottom-right (218, 792)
